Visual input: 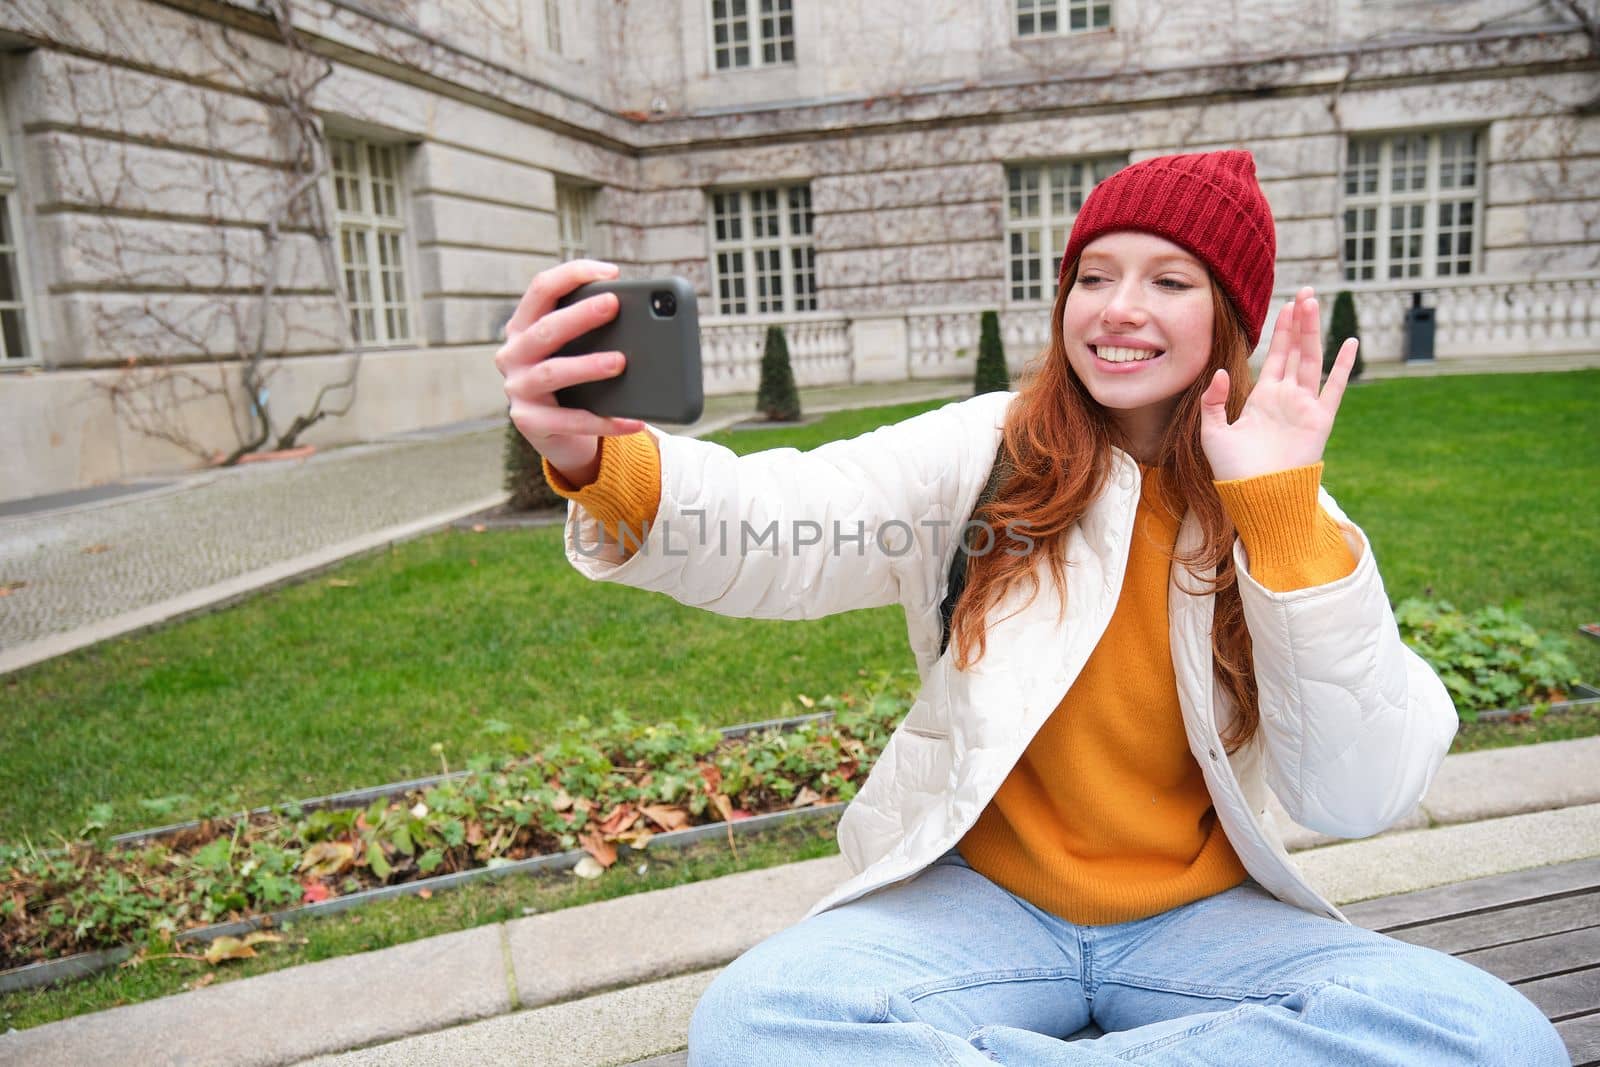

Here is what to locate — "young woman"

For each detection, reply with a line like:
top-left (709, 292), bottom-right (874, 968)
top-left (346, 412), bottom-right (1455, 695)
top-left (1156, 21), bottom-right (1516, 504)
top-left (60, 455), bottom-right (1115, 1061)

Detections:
top-left (495, 151), bottom-right (1567, 1065)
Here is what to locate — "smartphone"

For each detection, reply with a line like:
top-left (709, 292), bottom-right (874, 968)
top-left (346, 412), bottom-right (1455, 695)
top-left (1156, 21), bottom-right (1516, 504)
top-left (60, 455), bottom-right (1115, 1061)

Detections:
top-left (552, 276), bottom-right (704, 424)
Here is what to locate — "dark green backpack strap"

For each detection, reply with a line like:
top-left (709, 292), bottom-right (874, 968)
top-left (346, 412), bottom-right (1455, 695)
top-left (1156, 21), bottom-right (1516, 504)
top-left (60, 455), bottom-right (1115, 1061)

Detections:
top-left (938, 441), bottom-right (1011, 657)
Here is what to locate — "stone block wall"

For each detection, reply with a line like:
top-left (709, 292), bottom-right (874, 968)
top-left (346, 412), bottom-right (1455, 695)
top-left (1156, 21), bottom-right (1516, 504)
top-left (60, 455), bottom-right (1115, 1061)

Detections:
top-left (0, 0), bottom-right (1596, 502)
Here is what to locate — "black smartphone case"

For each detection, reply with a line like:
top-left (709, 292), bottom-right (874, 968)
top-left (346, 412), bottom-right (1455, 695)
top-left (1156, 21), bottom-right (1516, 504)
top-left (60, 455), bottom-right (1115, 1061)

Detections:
top-left (552, 276), bottom-right (705, 425)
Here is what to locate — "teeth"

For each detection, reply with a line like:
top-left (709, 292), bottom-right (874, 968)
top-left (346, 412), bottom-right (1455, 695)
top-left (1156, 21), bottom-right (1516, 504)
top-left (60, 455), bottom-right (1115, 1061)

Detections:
top-left (1098, 345), bottom-right (1161, 363)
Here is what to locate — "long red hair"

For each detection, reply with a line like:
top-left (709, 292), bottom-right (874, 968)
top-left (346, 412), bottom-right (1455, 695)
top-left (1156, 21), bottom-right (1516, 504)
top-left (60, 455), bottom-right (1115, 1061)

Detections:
top-left (947, 258), bottom-right (1263, 751)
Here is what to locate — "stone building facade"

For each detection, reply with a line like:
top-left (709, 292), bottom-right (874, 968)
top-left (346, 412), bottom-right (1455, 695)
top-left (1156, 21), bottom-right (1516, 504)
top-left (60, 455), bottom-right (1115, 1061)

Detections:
top-left (0, 0), bottom-right (1596, 502)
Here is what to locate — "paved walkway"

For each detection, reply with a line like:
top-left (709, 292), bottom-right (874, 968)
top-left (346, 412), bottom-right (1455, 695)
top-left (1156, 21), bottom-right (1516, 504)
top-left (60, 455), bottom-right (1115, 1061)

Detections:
top-left (3, 736), bottom-right (1598, 1066)
top-left (0, 379), bottom-right (971, 672)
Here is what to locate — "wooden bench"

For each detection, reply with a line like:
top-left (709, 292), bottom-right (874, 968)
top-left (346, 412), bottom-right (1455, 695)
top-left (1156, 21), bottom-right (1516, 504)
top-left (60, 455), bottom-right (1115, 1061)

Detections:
top-left (632, 857), bottom-right (1600, 1066)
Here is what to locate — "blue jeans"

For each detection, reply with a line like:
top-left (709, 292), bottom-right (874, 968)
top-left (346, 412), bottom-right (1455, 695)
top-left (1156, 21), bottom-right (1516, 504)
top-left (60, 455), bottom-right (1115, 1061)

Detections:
top-left (688, 847), bottom-right (1568, 1065)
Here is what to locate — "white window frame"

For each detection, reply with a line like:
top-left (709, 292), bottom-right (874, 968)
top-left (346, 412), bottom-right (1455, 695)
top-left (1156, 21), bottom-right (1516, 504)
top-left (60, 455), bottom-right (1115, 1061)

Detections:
top-left (1341, 129), bottom-right (1484, 283)
top-left (0, 79), bottom-right (39, 367)
top-left (709, 0), bottom-right (795, 72)
top-left (556, 182), bottom-right (595, 261)
top-left (544, 0), bottom-right (563, 54)
top-left (1005, 156), bottom-right (1125, 302)
top-left (329, 134), bottom-right (415, 347)
top-left (1015, 0), bottom-right (1113, 37)
top-left (708, 185), bottom-right (816, 315)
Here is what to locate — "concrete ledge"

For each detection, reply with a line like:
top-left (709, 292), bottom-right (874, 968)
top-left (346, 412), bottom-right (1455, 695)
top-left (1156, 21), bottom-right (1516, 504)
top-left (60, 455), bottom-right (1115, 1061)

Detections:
top-left (1297, 802), bottom-right (1600, 906)
top-left (1269, 735), bottom-right (1600, 852)
top-left (0, 924), bottom-right (509, 1067)
top-left (293, 805), bottom-right (1600, 1067)
top-left (302, 970), bottom-right (713, 1067)
top-left (1416, 736), bottom-right (1600, 824)
top-left (508, 856), bottom-right (845, 1008)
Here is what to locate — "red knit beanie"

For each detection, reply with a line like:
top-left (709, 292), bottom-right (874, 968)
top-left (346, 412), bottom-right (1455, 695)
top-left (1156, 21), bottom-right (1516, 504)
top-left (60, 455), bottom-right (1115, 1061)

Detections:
top-left (1058, 150), bottom-right (1276, 345)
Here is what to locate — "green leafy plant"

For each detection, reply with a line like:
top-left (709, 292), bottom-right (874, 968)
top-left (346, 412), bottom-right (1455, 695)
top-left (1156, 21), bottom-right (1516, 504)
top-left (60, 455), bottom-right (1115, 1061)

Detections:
top-left (1395, 598), bottom-right (1581, 720)
top-left (757, 325), bottom-right (801, 422)
top-left (974, 310), bottom-right (1009, 395)
top-left (0, 674), bottom-right (916, 972)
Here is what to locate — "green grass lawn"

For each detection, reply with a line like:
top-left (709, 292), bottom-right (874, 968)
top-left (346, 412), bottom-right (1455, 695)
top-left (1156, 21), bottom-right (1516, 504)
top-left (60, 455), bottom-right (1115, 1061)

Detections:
top-left (2, 377), bottom-right (1596, 845)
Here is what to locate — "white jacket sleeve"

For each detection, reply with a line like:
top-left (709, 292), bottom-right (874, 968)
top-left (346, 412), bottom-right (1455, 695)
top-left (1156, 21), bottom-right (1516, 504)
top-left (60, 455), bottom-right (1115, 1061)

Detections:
top-left (1239, 489), bottom-right (1458, 839)
top-left (559, 391), bottom-right (1014, 622)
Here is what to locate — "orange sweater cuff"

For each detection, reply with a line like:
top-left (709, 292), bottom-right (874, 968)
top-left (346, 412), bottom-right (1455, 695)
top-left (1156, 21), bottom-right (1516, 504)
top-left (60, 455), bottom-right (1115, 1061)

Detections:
top-left (1214, 463), bottom-right (1356, 593)
top-left (542, 432), bottom-right (662, 547)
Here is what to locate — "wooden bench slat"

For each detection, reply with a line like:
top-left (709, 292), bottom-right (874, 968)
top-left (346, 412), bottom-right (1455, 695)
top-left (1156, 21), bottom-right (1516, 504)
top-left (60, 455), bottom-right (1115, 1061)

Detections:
top-left (1518, 967), bottom-right (1600, 1022)
top-left (1459, 925), bottom-right (1600, 984)
top-left (1343, 858), bottom-right (1600, 931)
top-left (1386, 894), bottom-right (1599, 955)
top-left (1556, 1011), bottom-right (1600, 1066)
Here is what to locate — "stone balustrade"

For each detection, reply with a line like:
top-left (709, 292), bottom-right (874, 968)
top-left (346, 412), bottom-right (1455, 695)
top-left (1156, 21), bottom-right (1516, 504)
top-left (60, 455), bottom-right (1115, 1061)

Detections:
top-left (1334, 275), bottom-right (1600, 362)
top-left (704, 276), bottom-right (1600, 393)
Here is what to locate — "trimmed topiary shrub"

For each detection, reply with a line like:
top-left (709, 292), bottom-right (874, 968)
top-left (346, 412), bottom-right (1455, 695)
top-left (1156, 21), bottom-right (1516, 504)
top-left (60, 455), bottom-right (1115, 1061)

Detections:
top-left (757, 324), bottom-right (802, 422)
top-left (1324, 290), bottom-right (1364, 382)
top-left (503, 418), bottom-right (564, 511)
top-left (974, 310), bottom-right (1010, 395)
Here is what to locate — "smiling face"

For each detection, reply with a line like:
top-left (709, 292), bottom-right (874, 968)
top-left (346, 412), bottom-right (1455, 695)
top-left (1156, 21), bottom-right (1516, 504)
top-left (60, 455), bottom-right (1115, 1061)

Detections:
top-left (1061, 231), bottom-right (1216, 461)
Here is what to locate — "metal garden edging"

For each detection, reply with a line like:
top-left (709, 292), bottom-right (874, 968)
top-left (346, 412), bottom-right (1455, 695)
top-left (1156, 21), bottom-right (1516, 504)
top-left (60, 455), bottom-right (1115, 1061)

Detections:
top-left (2, 710), bottom-right (847, 994)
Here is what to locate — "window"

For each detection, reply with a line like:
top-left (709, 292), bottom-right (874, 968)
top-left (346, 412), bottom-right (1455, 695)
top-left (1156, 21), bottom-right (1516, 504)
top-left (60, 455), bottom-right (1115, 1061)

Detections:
top-left (1005, 156), bottom-right (1124, 301)
top-left (556, 182), bottom-right (594, 261)
top-left (1341, 130), bottom-right (1482, 282)
top-left (545, 0), bottom-right (563, 53)
top-left (329, 135), bottom-right (412, 345)
top-left (709, 186), bottom-right (816, 315)
top-left (711, 0), bottom-right (794, 71)
top-left (0, 88), bottom-right (34, 365)
top-left (1016, 0), bottom-right (1112, 37)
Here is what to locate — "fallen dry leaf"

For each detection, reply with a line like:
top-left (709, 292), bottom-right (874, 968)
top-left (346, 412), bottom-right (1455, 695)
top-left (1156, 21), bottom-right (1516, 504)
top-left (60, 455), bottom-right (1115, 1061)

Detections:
top-left (550, 789), bottom-right (574, 813)
top-left (81, 543), bottom-right (112, 555)
top-left (596, 803), bottom-right (640, 835)
top-left (327, 578), bottom-right (357, 588)
top-left (697, 763), bottom-right (723, 793)
top-left (299, 840), bottom-right (356, 878)
top-left (578, 829), bottom-right (617, 867)
top-left (790, 786), bottom-right (823, 809)
top-left (203, 931), bottom-right (282, 965)
top-left (640, 804), bottom-right (691, 832)
top-left (0, 581), bottom-right (25, 597)
top-left (185, 972), bottom-right (218, 990)
top-left (571, 856), bottom-right (605, 879)
top-left (796, 693), bottom-right (815, 708)
top-left (709, 793), bottom-right (734, 823)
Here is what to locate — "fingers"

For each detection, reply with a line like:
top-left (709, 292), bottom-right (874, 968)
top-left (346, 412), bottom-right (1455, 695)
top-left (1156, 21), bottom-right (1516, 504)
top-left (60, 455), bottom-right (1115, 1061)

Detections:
top-left (1199, 368), bottom-right (1230, 423)
top-left (1257, 299), bottom-right (1296, 383)
top-left (495, 291), bottom-right (620, 378)
top-left (504, 350), bottom-right (626, 404)
top-left (503, 259), bottom-right (619, 340)
top-left (1319, 337), bottom-right (1358, 417)
top-left (1295, 288), bottom-right (1323, 392)
top-left (509, 397), bottom-right (643, 441)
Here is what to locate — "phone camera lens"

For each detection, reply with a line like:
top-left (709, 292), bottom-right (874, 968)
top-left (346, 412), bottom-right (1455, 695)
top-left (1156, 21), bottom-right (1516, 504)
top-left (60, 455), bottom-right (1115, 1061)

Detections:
top-left (650, 290), bottom-right (677, 318)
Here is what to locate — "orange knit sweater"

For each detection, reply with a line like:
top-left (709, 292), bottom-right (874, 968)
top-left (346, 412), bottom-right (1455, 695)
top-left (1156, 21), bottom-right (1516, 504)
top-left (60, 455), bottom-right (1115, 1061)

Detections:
top-left (545, 432), bottom-right (1356, 924)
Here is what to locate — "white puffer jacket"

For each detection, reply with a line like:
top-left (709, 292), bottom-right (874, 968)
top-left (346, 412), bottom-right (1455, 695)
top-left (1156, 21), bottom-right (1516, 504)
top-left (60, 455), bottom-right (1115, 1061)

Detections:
top-left (560, 390), bottom-right (1457, 925)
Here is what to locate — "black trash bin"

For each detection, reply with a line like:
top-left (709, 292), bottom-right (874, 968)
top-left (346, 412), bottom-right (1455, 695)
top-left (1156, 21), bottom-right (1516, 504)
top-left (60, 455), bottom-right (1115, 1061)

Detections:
top-left (1404, 292), bottom-right (1435, 362)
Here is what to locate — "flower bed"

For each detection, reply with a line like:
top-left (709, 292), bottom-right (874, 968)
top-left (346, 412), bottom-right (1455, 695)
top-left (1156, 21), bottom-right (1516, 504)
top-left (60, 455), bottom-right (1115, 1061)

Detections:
top-left (1, 677), bottom-right (912, 975)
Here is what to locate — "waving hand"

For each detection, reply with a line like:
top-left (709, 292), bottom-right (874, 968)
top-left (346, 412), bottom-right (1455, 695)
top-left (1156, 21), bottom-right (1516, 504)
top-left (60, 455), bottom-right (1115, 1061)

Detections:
top-left (1200, 287), bottom-right (1358, 481)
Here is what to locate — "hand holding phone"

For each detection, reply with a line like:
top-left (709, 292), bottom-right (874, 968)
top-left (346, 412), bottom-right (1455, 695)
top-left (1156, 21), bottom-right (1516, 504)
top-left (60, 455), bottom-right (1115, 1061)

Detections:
top-left (553, 276), bottom-right (703, 425)
top-left (496, 260), bottom-right (652, 487)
